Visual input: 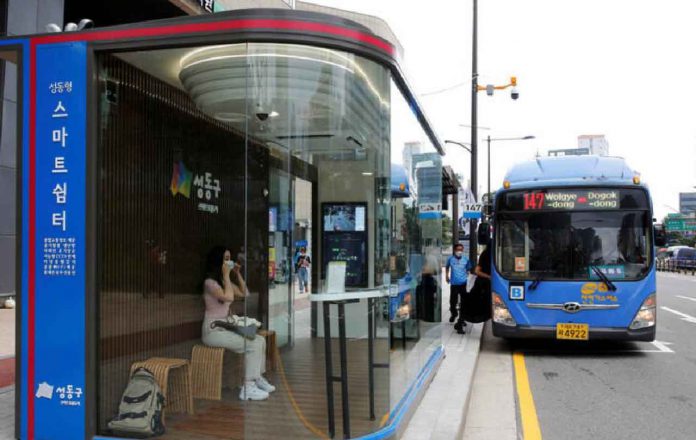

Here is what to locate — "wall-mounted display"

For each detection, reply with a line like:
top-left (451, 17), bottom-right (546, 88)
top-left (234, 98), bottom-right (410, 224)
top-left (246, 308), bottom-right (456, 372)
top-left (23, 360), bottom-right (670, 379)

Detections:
top-left (321, 202), bottom-right (368, 287)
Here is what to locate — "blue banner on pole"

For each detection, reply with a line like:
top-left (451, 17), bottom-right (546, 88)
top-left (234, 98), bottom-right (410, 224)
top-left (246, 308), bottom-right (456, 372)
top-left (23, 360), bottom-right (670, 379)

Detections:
top-left (33, 42), bottom-right (87, 439)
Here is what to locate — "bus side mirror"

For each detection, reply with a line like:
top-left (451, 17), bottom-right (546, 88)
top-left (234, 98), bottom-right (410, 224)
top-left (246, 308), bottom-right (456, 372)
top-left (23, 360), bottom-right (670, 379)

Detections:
top-left (654, 225), bottom-right (666, 247)
top-left (478, 222), bottom-right (490, 245)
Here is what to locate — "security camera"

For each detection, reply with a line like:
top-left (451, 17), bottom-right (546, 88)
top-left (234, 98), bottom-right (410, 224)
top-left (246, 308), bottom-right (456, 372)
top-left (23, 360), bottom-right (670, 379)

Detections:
top-left (77, 19), bottom-right (94, 30)
top-left (510, 87), bottom-right (520, 100)
top-left (45, 23), bottom-right (62, 33)
top-left (254, 103), bottom-right (269, 122)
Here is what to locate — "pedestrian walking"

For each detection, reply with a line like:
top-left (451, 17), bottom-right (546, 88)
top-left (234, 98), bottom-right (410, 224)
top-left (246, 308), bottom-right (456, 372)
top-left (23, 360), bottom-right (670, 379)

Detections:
top-left (446, 243), bottom-right (473, 324)
top-left (296, 247), bottom-right (311, 293)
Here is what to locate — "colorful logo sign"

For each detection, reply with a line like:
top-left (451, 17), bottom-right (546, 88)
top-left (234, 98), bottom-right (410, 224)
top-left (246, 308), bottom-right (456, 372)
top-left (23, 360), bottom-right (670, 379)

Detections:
top-left (170, 161), bottom-right (192, 198)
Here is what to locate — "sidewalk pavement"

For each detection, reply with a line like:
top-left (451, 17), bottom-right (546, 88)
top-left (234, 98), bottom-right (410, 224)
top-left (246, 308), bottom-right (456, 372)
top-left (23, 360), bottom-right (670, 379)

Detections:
top-left (462, 323), bottom-right (516, 440)
top-left (0, 386), bottom-right (14, 439)
top-left (401, 320), bottom-right (484, 440)
top-left (1, 308), bottom-right (15, 439)
top-left (0, 309), bottom-right (14, 358)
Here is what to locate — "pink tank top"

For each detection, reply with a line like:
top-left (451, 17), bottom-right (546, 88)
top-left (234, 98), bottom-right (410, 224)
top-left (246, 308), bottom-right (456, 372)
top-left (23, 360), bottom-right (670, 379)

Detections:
top-left (203, 279), bottom-right (231, 320)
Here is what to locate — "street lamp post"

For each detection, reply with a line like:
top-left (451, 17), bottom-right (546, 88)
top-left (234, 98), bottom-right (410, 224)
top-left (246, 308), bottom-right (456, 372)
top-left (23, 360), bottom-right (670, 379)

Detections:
top-left (444, 140), bottom-right (471, 153)
top-left (470, 0), bottom-right (479, 264)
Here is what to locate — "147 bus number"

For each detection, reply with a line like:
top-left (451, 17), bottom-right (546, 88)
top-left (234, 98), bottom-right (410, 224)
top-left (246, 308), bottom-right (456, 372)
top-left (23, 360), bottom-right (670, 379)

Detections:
top-left (523, 192), bottom-right (545, 210)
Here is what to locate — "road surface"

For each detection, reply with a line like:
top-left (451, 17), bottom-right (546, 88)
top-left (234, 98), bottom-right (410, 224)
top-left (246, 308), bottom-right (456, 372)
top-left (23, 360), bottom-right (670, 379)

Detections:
top-left (465, 272), bottom-right (696, 440)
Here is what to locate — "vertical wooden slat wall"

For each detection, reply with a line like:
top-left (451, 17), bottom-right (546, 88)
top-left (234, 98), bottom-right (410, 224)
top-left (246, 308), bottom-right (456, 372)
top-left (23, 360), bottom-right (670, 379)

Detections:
top-left (96, 54), bottom-right (269, 431)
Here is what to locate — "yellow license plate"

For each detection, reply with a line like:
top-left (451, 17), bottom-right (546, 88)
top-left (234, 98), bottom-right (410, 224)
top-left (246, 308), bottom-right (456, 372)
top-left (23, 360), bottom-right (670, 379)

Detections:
top-left (556, 323), bottom-right (589, 340)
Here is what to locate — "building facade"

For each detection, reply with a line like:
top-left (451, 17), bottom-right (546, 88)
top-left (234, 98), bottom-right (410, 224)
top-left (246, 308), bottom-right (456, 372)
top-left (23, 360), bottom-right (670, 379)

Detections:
top-left (547, 134), bottom-right (610, 157)
top-left (680, 192), bottom-right (696, 214)
top-left (577, 134), bottom-right (609, 156)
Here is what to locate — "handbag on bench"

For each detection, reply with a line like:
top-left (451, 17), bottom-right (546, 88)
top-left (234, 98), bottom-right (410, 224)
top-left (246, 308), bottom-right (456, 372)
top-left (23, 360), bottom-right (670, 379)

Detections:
top-left (210, 315), bottom-right (260, 340)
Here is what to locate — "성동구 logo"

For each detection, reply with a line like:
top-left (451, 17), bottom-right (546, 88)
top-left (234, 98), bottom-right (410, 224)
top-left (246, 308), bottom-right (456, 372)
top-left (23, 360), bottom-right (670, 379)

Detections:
top-left (36, 382), bottom-right (54, 400)
top-left (170, 160), bottom-right (192, 198)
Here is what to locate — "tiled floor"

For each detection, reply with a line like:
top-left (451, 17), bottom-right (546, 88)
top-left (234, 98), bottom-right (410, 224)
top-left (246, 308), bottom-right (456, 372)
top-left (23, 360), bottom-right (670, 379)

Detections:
top-left (162, 337), bottom-right (390, 439)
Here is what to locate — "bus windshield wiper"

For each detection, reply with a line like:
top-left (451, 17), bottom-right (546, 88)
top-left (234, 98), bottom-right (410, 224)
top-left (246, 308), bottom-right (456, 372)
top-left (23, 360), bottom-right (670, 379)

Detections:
top-left (590, 265), bottom-right (617, 291)
top-left (529, 275), bottom-right (543, 290)
top-left (528, 270), bottom-right (555, 290)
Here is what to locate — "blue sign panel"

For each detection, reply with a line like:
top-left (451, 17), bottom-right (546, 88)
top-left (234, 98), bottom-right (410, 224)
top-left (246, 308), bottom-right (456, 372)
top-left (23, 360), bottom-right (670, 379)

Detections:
top-left (509, 284), bottom-right (525, 300)
top-left (33, 42), bottom-right (87, 439)
top-left (461, 212), bottom-right (482, 220)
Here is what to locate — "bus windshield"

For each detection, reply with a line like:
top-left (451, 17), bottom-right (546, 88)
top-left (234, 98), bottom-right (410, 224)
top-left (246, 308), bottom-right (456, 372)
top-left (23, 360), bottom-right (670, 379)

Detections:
top-left (496, 210), bottom-right (651, 281)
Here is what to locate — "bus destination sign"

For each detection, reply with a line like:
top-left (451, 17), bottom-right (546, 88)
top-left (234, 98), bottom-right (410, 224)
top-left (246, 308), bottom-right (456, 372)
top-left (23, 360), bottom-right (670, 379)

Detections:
top-left (523, 189), bottom-right (620, 210)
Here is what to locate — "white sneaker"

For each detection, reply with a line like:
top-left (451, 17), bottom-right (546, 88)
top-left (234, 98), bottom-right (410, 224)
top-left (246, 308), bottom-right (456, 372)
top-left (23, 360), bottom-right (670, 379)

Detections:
top-left (255, 376), bottom-right (276, 393)
top-left (239, 383), bottom-right (269, 401)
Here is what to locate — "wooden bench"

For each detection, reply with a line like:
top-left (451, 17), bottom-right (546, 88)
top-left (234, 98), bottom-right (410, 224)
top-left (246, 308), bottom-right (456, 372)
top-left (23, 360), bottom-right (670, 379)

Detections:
top-left (258, 329), bottom-right (278, 372)
top-left (130, 357), bottom-right (194, 424)
top-left (191, 330), bottom-right (278, 400)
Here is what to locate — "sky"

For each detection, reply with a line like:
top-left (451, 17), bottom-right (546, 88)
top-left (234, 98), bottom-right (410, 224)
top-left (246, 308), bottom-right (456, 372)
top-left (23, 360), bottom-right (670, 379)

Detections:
top-left (313, 0), bottom-right (696, 220)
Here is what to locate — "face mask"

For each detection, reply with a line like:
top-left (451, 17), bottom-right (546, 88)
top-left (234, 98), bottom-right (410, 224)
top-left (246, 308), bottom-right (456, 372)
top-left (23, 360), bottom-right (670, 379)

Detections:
top-left (455, 251), bottom-right (463, 258)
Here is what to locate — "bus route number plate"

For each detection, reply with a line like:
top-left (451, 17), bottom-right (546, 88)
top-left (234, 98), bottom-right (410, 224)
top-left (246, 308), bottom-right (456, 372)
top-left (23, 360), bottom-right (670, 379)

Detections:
top-left (556, 323), bottom-right (589, 340)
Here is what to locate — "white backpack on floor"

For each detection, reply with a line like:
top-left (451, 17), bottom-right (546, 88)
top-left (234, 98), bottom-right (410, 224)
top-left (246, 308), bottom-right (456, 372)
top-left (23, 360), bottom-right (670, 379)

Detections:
top-left (108, 367), bottom-right (165, 438)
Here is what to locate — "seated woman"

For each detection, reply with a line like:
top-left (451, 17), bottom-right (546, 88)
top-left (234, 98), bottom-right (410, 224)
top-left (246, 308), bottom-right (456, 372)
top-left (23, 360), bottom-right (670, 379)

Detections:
top-left (201, 246), bottom-right (275, 401)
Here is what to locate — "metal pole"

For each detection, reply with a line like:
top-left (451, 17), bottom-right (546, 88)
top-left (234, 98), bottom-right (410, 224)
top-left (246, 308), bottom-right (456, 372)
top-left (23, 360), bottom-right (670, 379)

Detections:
top-left (338, 303), bottom-right (350, 438)
top-left (470, 0), bottom-right (479, 263)
top-left (452, 192), bottom-right (459, 245)
top-left (367, 298), bottom-right (375, 421)
top-left (487, 134), bottom-right (491, 209)
top-left (322, 302), bottom-right (335, 438)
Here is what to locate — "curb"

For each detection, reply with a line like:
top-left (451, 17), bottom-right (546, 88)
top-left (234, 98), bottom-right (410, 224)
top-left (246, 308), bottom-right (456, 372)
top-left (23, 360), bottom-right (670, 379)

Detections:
top-left (457, 321), bottom-right (486, 439)
top-left (0, 384), bottom-right (14, 394)
top-left (401, 322), bottom-right (485, 439)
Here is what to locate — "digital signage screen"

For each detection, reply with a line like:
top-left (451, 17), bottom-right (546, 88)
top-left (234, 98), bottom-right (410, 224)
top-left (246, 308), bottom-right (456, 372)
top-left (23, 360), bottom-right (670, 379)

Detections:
top-left (523, 190), bottom-right (619, 210)
top-left (323, 203), bottom-right (366, 232)
top-left (322, 232), bottom-right (368, 287)
top-left (321, 202), bottom-right (368, 288)
top-left (499, 188), bottom-right (649, 212)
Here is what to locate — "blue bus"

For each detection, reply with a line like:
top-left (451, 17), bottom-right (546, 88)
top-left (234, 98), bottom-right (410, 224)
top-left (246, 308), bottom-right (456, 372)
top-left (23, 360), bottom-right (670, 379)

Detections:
top-left (482, 156), bottom-right (664, 341)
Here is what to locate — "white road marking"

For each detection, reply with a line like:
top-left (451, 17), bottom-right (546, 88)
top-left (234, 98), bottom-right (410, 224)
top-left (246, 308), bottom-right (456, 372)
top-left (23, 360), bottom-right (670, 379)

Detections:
top-left (661, 306), bottom-right (696, 324)
top-left (649, 340), bottom-right (674, 353)
top-left (621, 340), bottom-right (675, 353)
top-left (520, 340), bottom-right (674, 354)
top-left (677, 295), bottom-right (696, 303)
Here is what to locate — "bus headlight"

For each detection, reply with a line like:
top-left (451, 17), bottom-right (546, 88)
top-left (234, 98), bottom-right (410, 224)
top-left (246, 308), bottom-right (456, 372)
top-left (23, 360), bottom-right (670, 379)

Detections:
top-left (492, 293), bottom-right (516, 327)
top-left (629, 293), bottom-right (656, 330)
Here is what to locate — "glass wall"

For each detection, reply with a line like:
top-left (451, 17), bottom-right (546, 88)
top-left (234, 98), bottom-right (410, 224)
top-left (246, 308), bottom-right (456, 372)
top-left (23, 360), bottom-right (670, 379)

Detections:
top-left (96, 40), bottom-right (441, 439)
top-left (388, 80), bottom-right (443, 407)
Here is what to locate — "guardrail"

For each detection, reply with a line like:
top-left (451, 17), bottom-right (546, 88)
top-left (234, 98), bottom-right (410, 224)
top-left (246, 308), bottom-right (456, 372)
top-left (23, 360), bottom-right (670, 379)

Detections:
top-left (656, 258), bottom-right (696, 275)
